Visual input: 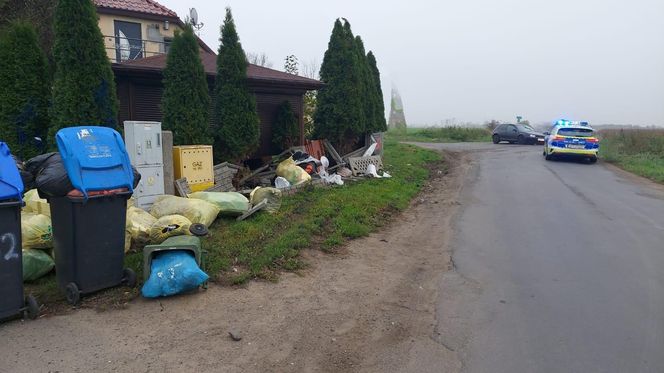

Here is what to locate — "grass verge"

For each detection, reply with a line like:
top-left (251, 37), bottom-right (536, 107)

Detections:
top-left (25, 140), bottom-right (442, 310)
top-left (599, 128), bottom-right (664, 183)
top-left (387, 126), bottom-right (491, 143)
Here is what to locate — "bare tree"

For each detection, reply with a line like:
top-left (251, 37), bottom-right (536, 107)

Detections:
top-left (484, 119), bottom-right (500, 131)
top-left (246, 51), bottom-right (273, 68)
top-left (284, 54), bottom-right (298, 75)
top-left (301, 58), bottom-right (320, 80)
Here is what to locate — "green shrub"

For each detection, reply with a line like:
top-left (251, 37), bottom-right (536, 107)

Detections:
top-left (162, 24), bottom-right (212, 146)
top-left (272, 101), bottom-right (299, 153)
top-left (50, 0), bottom-right (118, 143)
top-left (0, 21), bottom-right (50, 159)
top-left (212, 8), bottom-right (260, 163)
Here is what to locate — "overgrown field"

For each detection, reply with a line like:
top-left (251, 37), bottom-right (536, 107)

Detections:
top-left (388, 126), bottom-right (491, 143)
top-left (599, 128), bottom-right (664, 182)
top-left (26, 140), bottom-right (442, 309)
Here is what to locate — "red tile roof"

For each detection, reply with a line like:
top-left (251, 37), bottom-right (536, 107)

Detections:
top-left (94, 0), bottom-right (178, 19)
top-left (114, 51), bottom-right (323, 89)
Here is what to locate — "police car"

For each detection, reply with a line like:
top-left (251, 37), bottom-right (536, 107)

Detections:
top-left (543, 120), bottom-right (599, 163)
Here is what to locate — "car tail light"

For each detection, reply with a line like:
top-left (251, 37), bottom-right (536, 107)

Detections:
top-left (586, 137), bottom-right (599, 143)
top-left (553, 136), bottom-right (566, 141)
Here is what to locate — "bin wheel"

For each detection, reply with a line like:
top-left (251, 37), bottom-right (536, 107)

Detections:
top-left (24, 295), bottom-right (40, 320)
top-left (189, 223), bottom-right (208, 237)
top-left (65, 283), bottom-right (80, 305)
top-left (122, 268), bottom-right (137, 288)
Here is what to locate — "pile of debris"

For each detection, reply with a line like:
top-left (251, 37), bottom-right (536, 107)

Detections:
top-left (173, 135), bottom-right (391, 219)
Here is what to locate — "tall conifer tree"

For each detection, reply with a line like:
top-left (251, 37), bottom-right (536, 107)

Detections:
top-left (212, 8), bottom-right (260, 162)
top-left (0, 21), bottom-right (50, 159)
top-left (314, 19), bottom-right (365, 151)
top-left (162, 24), bottom-right (212, 145)
top-left (354, 35), bottom-right (375, 134)
top-left (50, 0), bottom-right (118, 142)
top-left (366, 51), bottom-right (387, 132)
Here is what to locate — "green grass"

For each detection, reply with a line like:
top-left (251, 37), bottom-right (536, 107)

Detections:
top-left (25, 140), bottom-right (442, 306)
top-left (599, 128), bottom-right (664, 183)
top-left (387, 126), bottom-right (491, 143)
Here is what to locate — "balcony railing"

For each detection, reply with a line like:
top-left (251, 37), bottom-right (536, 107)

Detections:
top-left (103, 35), bottom-right (170, 63)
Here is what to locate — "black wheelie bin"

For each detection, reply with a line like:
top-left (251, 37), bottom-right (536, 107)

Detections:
top-left (0, 142), bottom-right (39, 320)
top-left (47, 127), bottom-right (137, 305)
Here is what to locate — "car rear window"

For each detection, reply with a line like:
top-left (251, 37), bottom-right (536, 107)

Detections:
top-left (557, 128), bottom-right (594, 137)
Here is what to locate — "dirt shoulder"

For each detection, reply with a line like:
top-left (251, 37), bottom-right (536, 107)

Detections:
top-left (1, 150), bottom-right (470, 373)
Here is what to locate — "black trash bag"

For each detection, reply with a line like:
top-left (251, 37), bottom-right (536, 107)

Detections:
top-left (12, 154), bottom-right (35, 190)
top-left (132, 166), bottom-right (141, 188)
top-left (25, 152), bottom-right (73, 197)
top-left (291, 151), bottom-right (311, 162)
top-left (25, 152), bottom-right (141, 196)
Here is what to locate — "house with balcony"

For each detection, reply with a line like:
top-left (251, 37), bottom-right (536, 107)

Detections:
top-left (93, 0), bottom-right (322, 156)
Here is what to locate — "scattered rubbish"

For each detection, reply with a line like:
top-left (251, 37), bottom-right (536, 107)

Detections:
top-left (366, 164), bottom-right (381, 178)
top-left (188, 191), bottom-right (250, 217)
top-left (229, 330), bottom-right (243, 341)
top-left (276, 157), bottom-right (312, 185)
top-left (211, 162), bottom-right (241, 192)
top-left (174, 177), bottom-right (191, 197)
top-left (236, 199), bottom-right (268, 221)
top-left (250, 187), bottom-right (282, 213)
top-left (22, 249), bottom-right (55, 282)
top-left (126, 206), bottom-right (157, 248)
top-left (362, 142), bottom-right (378, 157)
top-left (337, 167), bottom-right (352, 178)
top-left (141, 251), bottom-right (209, 298)
top-left (20, 213), bottom-right (52, 250)
top-left (274, 176), bottom-right (290, 189)
top-left (149, 215), bottom-right (192, 244)
top-left (319, 171), bottom-right (344, 185)
top-left (150, 195), bottom-right (220, 227)
top-left (22, 189), bottom-right (50, 217)
top-left (348, 156), bottom-right (383, 177)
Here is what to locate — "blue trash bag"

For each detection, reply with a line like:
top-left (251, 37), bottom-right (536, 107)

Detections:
top-left (141, 251), bottom-right (208, 298)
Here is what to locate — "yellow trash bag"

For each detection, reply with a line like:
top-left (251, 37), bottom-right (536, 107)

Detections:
top-left (124, 230), bottom-right (131, 253)
top-left (126, 206), bottom-right (157, 248)
top-left (188, 191), bottom-right (250, 216)
top-left (23, 189), bottom-right (50, 217)
top-left (21, 212), bottom-right (52, 250)
top-left (150, 195), bottom-right (220, 227)
top-left (149, 215), bottom-right (192, 244)
top-left (276, 157), bottom-right (311, 185)
top-left (250, 187), bottom-right (282, 213)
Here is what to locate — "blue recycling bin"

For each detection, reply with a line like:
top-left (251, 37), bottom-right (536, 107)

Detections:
top-left (0, 142), bottom-right (39, 320)
top-left (47, 127), bottom-right (137, 305)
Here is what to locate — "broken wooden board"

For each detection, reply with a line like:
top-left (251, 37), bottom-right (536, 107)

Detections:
top-left (239, 164), bottom-right (270, 186)
top-left (174, 177), bottom-right (191, 197)
top-left (323, 139), bottom-right (344, 166)
top-left (236, 198), bottom-right (268, 221)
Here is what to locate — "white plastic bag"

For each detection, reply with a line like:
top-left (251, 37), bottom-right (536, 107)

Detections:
top-left (366, 164), bottom-right (381, 178)
top-left (275, 176), bottom-right (291, 189)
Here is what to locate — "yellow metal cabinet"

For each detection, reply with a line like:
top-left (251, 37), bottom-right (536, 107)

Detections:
top-left (172, 145), bottom-right (214, 192)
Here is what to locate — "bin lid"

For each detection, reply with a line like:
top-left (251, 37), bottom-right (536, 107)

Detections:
top-left (0, 142), bottom-right (24, 200)
top-left (56, 126), bottom-right (134, 198)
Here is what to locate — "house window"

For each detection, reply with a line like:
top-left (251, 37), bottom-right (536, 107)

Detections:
top-left (114, 20), bottom-right (143, 62)
top-left (164, 37), bottom-right (173, 54)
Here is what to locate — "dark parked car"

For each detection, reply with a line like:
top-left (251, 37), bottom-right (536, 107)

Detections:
top-left (492, 123), bottom-right (545, 145)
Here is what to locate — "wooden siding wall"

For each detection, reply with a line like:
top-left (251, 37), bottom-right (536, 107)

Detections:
top-left (255, 93), bottom-right (304, 155)
top-left (115, 75), bottom-right (306, 157)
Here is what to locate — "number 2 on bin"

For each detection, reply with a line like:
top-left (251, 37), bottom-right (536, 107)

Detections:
top-left (1, 233), bottom-right (18, 261)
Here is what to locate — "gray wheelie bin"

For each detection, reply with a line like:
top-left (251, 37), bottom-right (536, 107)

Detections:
top-left (0, 142), bottom-right (39, 320)
top-left (46, 127), bottom-right (137, 305)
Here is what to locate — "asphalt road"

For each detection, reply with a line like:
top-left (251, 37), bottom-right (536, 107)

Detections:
top-left (419, 143), bottom-right (664, 373)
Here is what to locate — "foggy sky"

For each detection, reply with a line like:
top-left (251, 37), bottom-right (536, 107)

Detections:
top-left (160, 0), bottom-right (664, 126)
